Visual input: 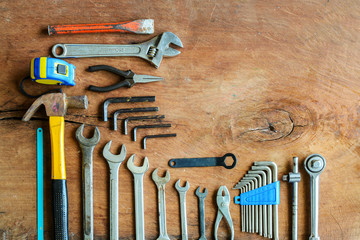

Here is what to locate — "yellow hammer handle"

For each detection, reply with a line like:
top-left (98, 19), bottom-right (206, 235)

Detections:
top-left (49, 116), bottom-right (66, 179)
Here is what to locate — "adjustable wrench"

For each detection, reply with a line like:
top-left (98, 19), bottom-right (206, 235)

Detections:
top-left (52, 32), bottom-right (183, 68)
top-left (175, 179), bottom-right (190, 240)
top-left (103, 141), bottom-right (126, 240)
top-left (127, 154), bottom-right (149, 240)
top-left (304, 154), bottom-right (326, 240)
top-left (152, 169), bottom-right (171, 240)
top-left (75, 124), bottom-right (100, 240)
top-left (195, 187), bottom-right (208, 240)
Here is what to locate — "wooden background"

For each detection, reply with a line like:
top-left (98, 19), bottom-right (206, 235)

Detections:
top-left (1, 0), bottom-right (360, 239)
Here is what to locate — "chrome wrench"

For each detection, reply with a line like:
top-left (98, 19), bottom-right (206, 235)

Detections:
top-left (175, 179), bottom-right (190, 240)
top-left (127, 154), bottom-right (149, 240)
top-left (75, 124), bottom-right (100, 240)
top-left (304, 154), bottom-right (326, 240)
top-left (195, 187), bottom-right (208, 240)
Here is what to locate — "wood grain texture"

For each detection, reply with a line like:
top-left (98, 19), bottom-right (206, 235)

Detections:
top-left (1, 0), bottom-right (360, 239)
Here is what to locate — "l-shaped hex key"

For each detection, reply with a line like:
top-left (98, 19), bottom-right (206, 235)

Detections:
top-left (124, 115), bottom-right (165, 135)
top-left (142, 133), bottom-right (177, 149)
top-left (113, 107), bottom-right (159, 130)
top-left (132, 124), bottom-right (171, 141)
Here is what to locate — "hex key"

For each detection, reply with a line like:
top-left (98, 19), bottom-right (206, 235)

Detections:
top-left (132, 124), bottom-right (171, 141)
top-left (124, 115), bottom-right (165, 135)
top-left (113, 107), bottom-right (159, 130)
top-left (142, 133), bottom-right (177, 149)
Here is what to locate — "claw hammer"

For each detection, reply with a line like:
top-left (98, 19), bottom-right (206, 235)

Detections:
top-left (22, 93), bottom-right (88, 240)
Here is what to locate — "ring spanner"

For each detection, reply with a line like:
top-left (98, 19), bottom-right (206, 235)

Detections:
top-left (169, 153), bottom-right (237, 169)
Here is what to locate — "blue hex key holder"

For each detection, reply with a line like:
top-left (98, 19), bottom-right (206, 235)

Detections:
top-left (234, 181), bottom-right (280, 205)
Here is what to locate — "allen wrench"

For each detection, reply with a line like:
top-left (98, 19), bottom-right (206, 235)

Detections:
top-left (142, 133), bottom-right (177, 149)
top-left (132, 124), bottom-right (171, 141)
top-left (123, 115), bottom-right (165, 135)
top-left (112, 107), bottom-right (159, 130)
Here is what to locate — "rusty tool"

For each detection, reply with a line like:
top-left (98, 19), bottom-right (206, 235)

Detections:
top-left (123, 115), bottom-right (165, 135)
top-left (132, 123), bottom-right (172, 141)
top-left (22, 93), bottom-right (88, 240)
top-left (52, 32), bottom-right (183, 68)
top-left (142, 133), bottom-right (177, 149)
top-left (48, 19), bottom-right (154, 35)
top-left (113, 107), bottom-right (159, 131)
top-left (102, 96), bottom-right (155, 122)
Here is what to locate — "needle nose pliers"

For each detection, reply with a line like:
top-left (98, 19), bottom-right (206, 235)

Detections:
top-left (87, 65), bottom-right (163, 92)
top-left (214, 186), bottom-right (234, 240)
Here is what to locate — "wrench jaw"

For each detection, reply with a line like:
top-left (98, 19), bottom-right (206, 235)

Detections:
top-left (195, 186), bottom-right (208, 198)
top-left (127, 154), bottom-right (149, 174)
top-left (152, 168), bottom-right (171, 186)
top-left (175, 179), bottom-right (190, 192)
top-left (102, 141), bottom-right (126, 163)
top-left (75, 124), bottom-right (101, 146)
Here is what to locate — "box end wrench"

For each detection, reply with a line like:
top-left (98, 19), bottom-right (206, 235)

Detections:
top-left (76, 124), bottom-right (100, 240)
top-left (127, 154), bottom-right (149, 240)
top-left (152, 169), bottom-right (171, 240)
top-left (304, 154), bottom-right (326, 240)
top-left (103, 141), bottom-right (126, 240)
top-left (195, 187), bottom-right (208, 240)
top-left (175, 179), bottom-right (190, 240)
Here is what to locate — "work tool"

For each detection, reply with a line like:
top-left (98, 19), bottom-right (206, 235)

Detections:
top-left (127, 154), bottom-right (149, 240)
top-left (169, 153), bottom-right (237, 169)
top-left (132, 123), bottom-right (171, 141)
top-left (283, 157), bottom-right (301, 240)
top-left (243, 176), bottom-right (259, 234)
top-left (102, 141), bottom-right (126, 240)
top-left (113, 107), bottom-right (159, 131)
top-left (37, 128), bottom-right (44, 240)
top-left (304, 154), bottom-right (326, 240)
top-left (152, 169), bottom-right (171, 240)
top-left (87, 65), bottom-right (163, 92)
top-left (102, 96), bottom-right (155, 122)
top-left (23, 93), bottom-right (88, 240)
top-left (142, 133), bottom-right (177, 149)
top-left (48, 19), bottom-right (154, 35)
top-left (175, 180), bottom-right (190, 240)
top-left (195, 187), bottom-right (207, 240)
top-left (214, 186), bottom-right (234, 240)
top-left (236, 179), bottom-right (255, 233)
top-left (124, 115), bottom-right (165, 135)
top-left (75, 124), bottom-right (100, 240)
top-left (52, 32), bottom-right (183, 68)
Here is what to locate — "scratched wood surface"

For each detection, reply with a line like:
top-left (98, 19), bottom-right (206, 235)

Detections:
top-left (1, 0), bottom-right (360, 239)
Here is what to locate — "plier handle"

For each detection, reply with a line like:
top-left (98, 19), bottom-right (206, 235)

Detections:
top-left (214, 186), bottom-right (234, 240)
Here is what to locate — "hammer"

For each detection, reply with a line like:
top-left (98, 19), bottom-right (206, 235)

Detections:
top-left (23, 93), bottom-right (88, 240)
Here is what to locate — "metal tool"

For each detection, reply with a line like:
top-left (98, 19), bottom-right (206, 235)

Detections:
top-left (75, 124), bottom-right (100, 240)
top-left (113, 107), bottom-right (159, 131)
top-left (214, 186), bottom-right (234, 240)
top-left (152, 169), bottom-right (171, 240)
top-left (48, 19), bottom-right (154, 35)
top-left (175, 180), bottom-right (190, 240)
top-left (234, 182), bottom-right (251, 233)
top-left (37, 128), bottom-right (44, 240)
top-left (102, 141), bottom-right (126, 240)
top-left (52, 32), bottom-right (183, 68)
top-left (195, 187), bottom-right (207, 240)
top-left (124, 115), bottom-right (165, 135)
top-left (132, 124), bottom-right (171, 141)
top-left (142, 133), bottom-right (177, 149)
top-left (23, 93), bottom-right (88, 240)
top-left (87, 65), bottom-right (163, 92)
top-left (239, 179), bottom-right (255, 233)
top-left (127, 154), bottom-right (149, 240)
top-left (304, 154), bottom-right (326, 240)
top-left (102, 96), bottom-right (155, 122)
top-left (244, 175), bottom-right (261, 235)
top-left (283, 157), bottom-right (301, 240)
top-left (169, 153), bottom-right (237, 169)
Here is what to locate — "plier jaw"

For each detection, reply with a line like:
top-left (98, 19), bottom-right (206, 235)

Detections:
top-left (214, 186), bottom-right (234, 240)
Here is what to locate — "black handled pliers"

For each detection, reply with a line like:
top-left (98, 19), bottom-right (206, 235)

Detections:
top-left (87, 65), bottom-right (163, 92)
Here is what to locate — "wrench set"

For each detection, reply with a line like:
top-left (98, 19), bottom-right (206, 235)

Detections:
top-left (21, 20), bottom-right (329, 239)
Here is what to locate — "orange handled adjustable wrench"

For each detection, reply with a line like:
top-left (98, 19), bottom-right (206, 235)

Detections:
top-left (48, 19), bottom-right (154, 35)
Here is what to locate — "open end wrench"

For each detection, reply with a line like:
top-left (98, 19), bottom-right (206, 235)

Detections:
top-left (75, 124), bottom-right (100, 240)
top-left (127, 154), bottom-right (149, 240)
top-left (103, 141), bottom-right (126, 240)
top-left (175, 180), bottom-right (190, 240)
top-left (152, 169), bottom-right (171, 240)
top-left (195, 187), bottom-right (208, 240)
top-left (304, 154), bottom-right (326, 240)
top-left (52, 32), bottom-right (183, 68)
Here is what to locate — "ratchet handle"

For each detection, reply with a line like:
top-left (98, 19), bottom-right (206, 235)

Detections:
top-left (52, 179), bottom-right (69, 240)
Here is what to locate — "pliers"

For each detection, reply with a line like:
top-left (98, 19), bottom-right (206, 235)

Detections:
top-left (214, 186), bottom-right (234, 240)
top-left (87, 65), bottom-right (163, 92)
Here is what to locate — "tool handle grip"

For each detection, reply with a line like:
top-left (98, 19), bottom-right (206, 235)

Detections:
top-left (49, 116), bottom-right (66, 179)
top-left (88, 80), bottom-right (132, 92)
top-left (52, 179), bottom-right (69, 240)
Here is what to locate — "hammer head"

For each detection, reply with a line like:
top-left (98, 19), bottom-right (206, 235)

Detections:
top-left (22, 93), bottom-right (88, 121)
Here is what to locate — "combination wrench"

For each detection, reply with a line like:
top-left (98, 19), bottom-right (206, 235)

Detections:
top-left (304, 154), bottom-right (326, 240)
top-left (152, 169), bottom-right (171, 240)
top-left (127, 154), bottom-right (149, 240)
top-left (75, 124), bottom-right (100, 240)
top-left (175, 179), bottom-right (190, 240)
top-left (195, 186), bottom-right (208, 240)
top-left (102, 141), bottom-right (126, 240)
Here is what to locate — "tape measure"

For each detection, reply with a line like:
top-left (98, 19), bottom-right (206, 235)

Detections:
top-left (30, 57), bottom-right (76, 86)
